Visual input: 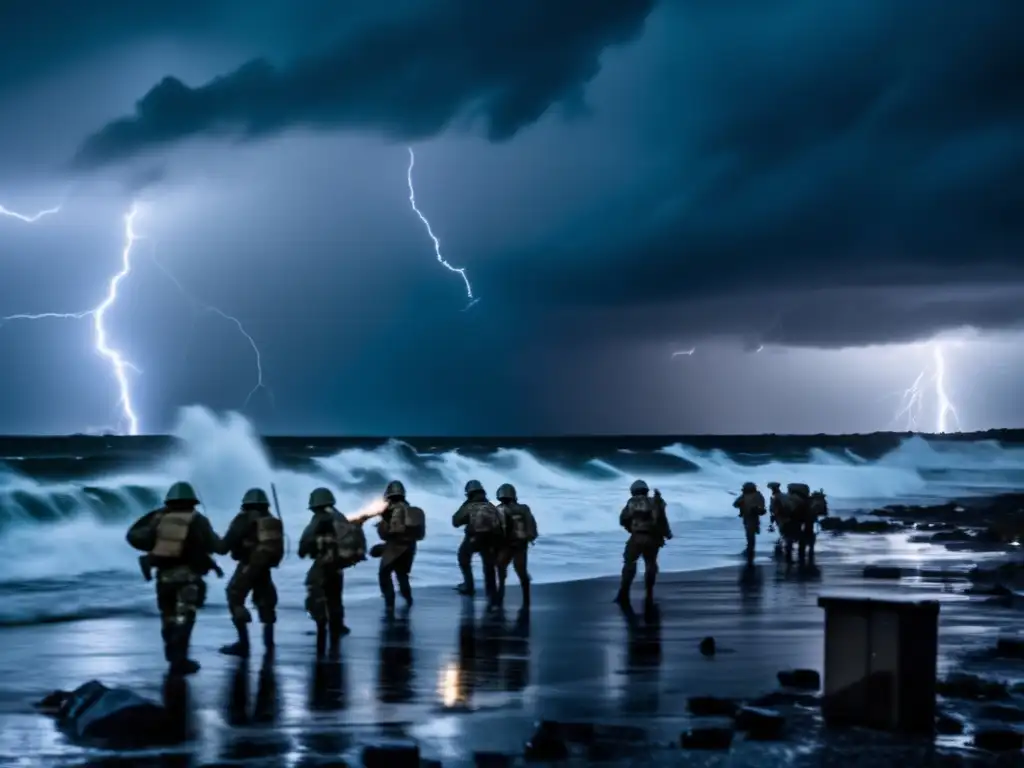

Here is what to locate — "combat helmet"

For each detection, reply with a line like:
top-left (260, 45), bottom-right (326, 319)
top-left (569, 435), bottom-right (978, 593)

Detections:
top-left (742, 481), bottom-right (756, 492)
top-left (384, 480), bottom-right (406, 499)
top-left (308, 487), bottom-right (336, 509)
top-left (766, 481), bottom-right (781, 490)
top-left (165, 481), bottom-right (199, 504)
top-left (242, 487), bottom-right (270, 507)
top-left (629, 479), bottom-right (649, 495)
top-left (496, 483), bottom-right (517, 502)
top-left (464, 479), bottom-right (484, 496)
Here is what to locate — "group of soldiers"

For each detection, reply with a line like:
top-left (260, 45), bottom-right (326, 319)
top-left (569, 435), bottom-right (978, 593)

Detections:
top-left (732, 481), bottom-right (829, 567)
top-left (125, 478), bottom-right (539, 676)
top-left (123, 474), bottom-right (825, 677)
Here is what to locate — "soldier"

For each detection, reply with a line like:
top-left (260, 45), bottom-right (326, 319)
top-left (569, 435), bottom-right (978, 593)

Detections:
top-left (803, 489), bottom-right (829, 568)
top-left (782, 483), bottom-right (812, 567)
top-left (493, 483), bottom-right (538, 609)
top-left (733, 481), bottom-right (766, 566)
top-left (125, 481), bottom-right (224, 675)
top-left (298, 487), bottom-right (367, 657)
top-left (452, 479), bottom-right (503, 599)
top-left (376, 480), bottom-right (426, 610)
top-left (766, 481), bottom-right (787, 559)
top-left (614, 479), bottom-right (673, 609)
top-left (217, 488), bottom-right (284, 658)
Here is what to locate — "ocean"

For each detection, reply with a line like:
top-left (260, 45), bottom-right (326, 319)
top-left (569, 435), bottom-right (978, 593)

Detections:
top-left (2, 405), bottom-right (1023, 629)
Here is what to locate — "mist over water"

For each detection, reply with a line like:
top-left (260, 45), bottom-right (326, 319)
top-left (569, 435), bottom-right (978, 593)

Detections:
top-left (0, 406), bottom-right (1022, 626)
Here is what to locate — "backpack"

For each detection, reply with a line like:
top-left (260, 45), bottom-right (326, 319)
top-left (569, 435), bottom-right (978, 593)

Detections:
top-left (332, 513), bottom-right (367, 568)
top-left (468, 501), bottom-right (501, 535)
top-left (405, 506), bottom-right (426, 542)
top-left (787, 483), bottom-right (810, 497)
top-left (254, 515), bottom-right (284, 567)
top-left (149, 511), bottom-right (194, 559)
top-left (628, 496), bottom-right (656, 534)
top-left (504, 503), bottom-right (531, 542)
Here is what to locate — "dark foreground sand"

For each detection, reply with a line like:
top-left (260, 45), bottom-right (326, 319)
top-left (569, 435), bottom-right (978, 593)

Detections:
top-left (0, 544), bottom-right (1021, 767)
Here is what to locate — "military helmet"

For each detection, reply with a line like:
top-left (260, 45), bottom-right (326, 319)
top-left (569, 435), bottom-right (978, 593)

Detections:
top-left (384, 480), bottom-right (406, 499)
top-left (496, 483), bottom-right (517, 501)
top-left (242, 487), bottom-right (270, 506)
top-left (464, 479), bottom-right (484, 495)
top-left (629, 479), bottom-right (649, 495)
top-left (766, 481), bottom-right (781, 490)
top-left (165, 481), bottom-right (199, 504)
top-left (308, 487), bottom-right (336, 509)
top-left (742, 481), bottom-right (756, 492)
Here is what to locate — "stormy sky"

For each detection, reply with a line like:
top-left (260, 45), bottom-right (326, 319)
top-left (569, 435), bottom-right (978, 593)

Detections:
top-left (0, 0), bottom-right (1022, 436)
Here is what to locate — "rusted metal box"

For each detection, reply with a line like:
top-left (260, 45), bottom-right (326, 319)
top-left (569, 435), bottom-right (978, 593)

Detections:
top-left (817, 595), bottom-right (939, 733)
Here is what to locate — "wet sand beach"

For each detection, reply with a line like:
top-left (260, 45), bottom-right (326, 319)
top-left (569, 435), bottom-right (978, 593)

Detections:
top-left (0, 541), bottom-right (1019, 767)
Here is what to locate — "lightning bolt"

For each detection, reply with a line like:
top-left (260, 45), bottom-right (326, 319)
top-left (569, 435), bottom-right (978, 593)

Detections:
top-left (932, 343), bottom-right (959, 433)
top-left (148, 249), bottom-right (270, 408)
top-left (892, 342), bottom-right (961, 433)
top-left (406, 147), bottom-right (478, 310)
top-left (1, 203), bottom-right (142, 434)
top-left (671, 347), bottom-right (695, 358)
top-left (0, 204), bottom-right (61, 224)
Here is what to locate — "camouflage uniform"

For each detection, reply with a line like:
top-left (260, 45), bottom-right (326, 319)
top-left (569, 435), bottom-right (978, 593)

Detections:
top-left (733, 482), bottom-right (767, 565)
top-left (376, 480), bottom-right (423, 608)
top-left (767, 482), bottom-right (786, 558)
top-left (801, 490), bottom-right (829, 567)
top-left (218, 488), bottom-right (284, 657)
top-left (298, 487), bottom-right (350, 657)
top-left (615, 479), bottom-right (673, 607)
top-left (777, 483), bottom-right (812, 566)
top-left (494, 483), bottom-right (538, 608)
top-left (125, 481), bottom-right (224, 675)
top-left (452, 480), bottom-right (504, 599)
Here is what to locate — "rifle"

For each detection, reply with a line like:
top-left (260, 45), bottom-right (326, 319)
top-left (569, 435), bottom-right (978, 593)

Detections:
top-left (270, 483), bottom-right (283, 521)
top-left (270, 483), bottom-right (290, 558)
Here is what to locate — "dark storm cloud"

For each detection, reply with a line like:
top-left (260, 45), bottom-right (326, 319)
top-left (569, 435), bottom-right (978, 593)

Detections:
top-left (0, 1), bottom-right (210, 91)
top-left (489, 1), bottom-right (1024, 347)
top-left (544, 284), bottom-right (1024, 354)
top-left (72, 0), bottom-right (657, 169)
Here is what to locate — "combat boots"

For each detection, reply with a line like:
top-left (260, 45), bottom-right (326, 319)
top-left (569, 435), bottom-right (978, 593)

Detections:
top-left (262, 624), bottom-right (275, 654)
top-left (219, 620), bottom-right (250, 657)
top-left (327, 613), bottom-right (350, 658)
top-left (396, 572), bottom-right (414, 606)
top-left (168, 623), bottom-right (201, 676)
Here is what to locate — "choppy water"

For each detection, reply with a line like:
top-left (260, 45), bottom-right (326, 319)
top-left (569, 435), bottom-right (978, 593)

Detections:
top-left (1, 406), bottom-right (1022, 626)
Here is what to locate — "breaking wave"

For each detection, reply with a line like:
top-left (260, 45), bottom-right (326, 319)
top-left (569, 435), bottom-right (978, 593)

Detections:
top-left (0, 405), bottom-right (1021, 625)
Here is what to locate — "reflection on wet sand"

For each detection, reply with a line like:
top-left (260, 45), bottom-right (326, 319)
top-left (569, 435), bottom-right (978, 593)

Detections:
top-left (309, 655), bottom-right (347, 713)
top-left (739, 563), bottom-right (764, 612)
top-left (619, 601), bottom-right (663, 714)
top-left (298, 655), bottom-right (352, 763)
top-left (161, 673), bottom-right (193, 745)
top-left (503, 607), bottom-right (531, 694)
top-left (217, 655), bottom-right (290, 762)
top-left (439, 601), bottom-right (529, 710)
top-left (378, 608), bottom-right (416, 704)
